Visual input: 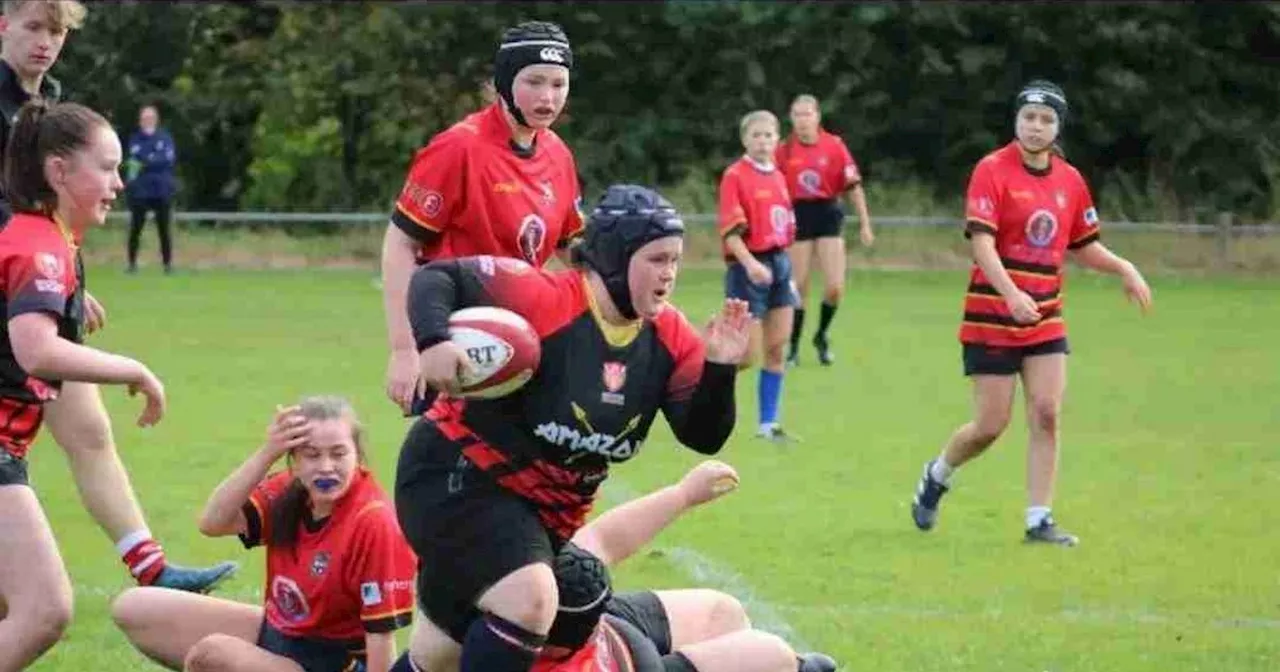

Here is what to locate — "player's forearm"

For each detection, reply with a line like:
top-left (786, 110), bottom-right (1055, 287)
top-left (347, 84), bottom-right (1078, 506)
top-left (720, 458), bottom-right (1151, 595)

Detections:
top-left (723, 233), bottom-right (755, 266)
top-left (381, 226), bottom-right (420, 353)
top-left (198, 447), bottom-right (276, 537)
top-left (970, 234), bottom-right (1022, 299)
top-left (15, 336), bottom-right (145, 386)
top-left (669, 362), bottom-right (737, 454)
top-left (572, 485), bottom-right (689, 566)
top-left (849, 184), bottom-right (871, 228)
top-left (364, 632), bottom-right (396, 672)
top-left (1071, 241), bottom-right (1135, 276)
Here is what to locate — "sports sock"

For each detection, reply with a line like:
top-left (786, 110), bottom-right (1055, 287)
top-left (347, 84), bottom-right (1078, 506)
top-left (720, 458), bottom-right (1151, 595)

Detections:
top-left (759, 369), bottom-right (783, 427)
top-left (460, 612), bottom-right (545, 672)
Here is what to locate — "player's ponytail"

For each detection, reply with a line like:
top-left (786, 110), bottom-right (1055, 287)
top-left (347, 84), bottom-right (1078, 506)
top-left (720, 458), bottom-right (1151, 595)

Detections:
top-left (3, 100), bottom-right (110, 216)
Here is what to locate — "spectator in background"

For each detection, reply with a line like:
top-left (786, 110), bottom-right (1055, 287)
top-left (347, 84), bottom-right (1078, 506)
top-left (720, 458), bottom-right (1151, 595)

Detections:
top-left (124, 103), bottom-right (177, 274)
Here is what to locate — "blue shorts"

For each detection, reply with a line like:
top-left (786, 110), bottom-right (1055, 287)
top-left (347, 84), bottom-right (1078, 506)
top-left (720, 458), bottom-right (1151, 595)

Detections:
top-left (725, 249), bottom-right (799, 318)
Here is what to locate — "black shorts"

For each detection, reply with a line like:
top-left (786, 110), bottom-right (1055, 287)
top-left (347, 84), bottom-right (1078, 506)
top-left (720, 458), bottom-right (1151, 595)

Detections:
top-left (793, 199), bottom-right (844, 241)
top-left (256, 622), bottom-right (363, 672)
top-left (394, 418), bottom-right (559, 643)
top-left (962, 338), bottom-right (1070, 376)
top-left (606, 591), bottom-right (673, 655)
top-left (602, 614), bottom-right (699, 672)
top-left (0, 450), bottom-right (28, 486)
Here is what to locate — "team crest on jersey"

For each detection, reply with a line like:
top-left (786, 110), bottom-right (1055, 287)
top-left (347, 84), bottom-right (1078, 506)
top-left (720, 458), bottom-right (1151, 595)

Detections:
top-left (34, 253), bottom-right (62, 279)
top-left (770, 205), bottom-right (792, 241)
top-left (970, 196), bottom-right (995, 217)
top-left (270, 576), bottom-right (311, 623)
top-left (404, 184), bottom-right (443, 219)
top-left (1054, 190), bottom-right (1068, 210)
top-left (518, 214), bottom-right (547, 263)
top-left (601, 362), bottom-right (626, 406)
top-left (1025, 209), bottom-right (1058, 248)
top-left (310, 551), bottom-right (330, 577)
top-left (798, 169), bottom-right (823, 197)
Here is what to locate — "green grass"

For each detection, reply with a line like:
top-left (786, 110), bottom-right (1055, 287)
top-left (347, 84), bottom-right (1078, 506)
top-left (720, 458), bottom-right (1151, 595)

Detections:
top-left (25, 264), bottom-right (1280, 671)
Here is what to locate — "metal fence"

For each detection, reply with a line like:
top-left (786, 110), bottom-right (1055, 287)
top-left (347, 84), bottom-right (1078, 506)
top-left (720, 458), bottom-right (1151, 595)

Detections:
top-left (103, 210), bottom-right (1280, 234)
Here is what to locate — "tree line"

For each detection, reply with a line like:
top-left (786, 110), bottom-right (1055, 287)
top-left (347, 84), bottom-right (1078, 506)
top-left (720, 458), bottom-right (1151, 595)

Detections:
top-left (57, 2), bottom-right (1280, 223)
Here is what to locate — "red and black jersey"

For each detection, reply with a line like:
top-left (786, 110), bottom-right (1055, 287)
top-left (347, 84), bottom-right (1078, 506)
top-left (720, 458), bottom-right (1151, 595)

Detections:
top-left (718, 157), bottom-right (794, 258)
top-left (408, 257), bottom-right (737, 541)
top-left (960, 142), bottom-right (1101, 347)
top-left (391, 102), bottom-right (585, 266)
top-left (776, 129), bottom-right (861, 201)
top-left (239, 469), bottom-right (416, 649)
top-left (0, 213), bottom-right (83, 458)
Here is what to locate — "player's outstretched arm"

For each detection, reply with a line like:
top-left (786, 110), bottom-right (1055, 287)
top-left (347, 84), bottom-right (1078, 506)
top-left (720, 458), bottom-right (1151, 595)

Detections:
top-left (197, 406), bottom-right (308, 537)
top-left (8, 313), bottom-right (165, 426)
top-left (1069, 241), bottom-right (1152, 312)
top-left (572, 460), bottom-right (740, 566)
top-left (662, 299), bottom-right (751, 454)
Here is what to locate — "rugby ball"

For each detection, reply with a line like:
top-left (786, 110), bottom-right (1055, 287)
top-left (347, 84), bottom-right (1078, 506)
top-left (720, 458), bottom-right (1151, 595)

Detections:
top-left (448, 307), bottom-right (541, 399)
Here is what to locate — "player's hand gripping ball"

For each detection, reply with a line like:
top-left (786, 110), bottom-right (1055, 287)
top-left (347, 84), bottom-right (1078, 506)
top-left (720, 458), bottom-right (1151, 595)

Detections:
top-left (447, 307), bottom-right (541, 399)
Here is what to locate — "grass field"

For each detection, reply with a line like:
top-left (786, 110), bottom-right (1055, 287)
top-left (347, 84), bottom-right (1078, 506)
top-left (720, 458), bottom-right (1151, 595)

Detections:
top-left (25, 262), bottom-right (1280, 671)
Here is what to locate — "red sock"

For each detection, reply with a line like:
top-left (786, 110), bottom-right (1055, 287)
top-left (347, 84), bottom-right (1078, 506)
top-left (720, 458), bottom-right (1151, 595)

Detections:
top-left (122, 538), bottom-right (168, 586)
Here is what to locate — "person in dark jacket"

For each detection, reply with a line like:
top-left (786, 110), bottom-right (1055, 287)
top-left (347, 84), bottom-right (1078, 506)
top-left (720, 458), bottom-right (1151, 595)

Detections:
top-left (124, 104), bottom-right (177, 274)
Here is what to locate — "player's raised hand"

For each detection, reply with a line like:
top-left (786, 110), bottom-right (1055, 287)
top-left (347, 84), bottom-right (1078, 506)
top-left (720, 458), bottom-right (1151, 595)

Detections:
top-left (385, 348), bottom-right (420, 413)
top-left (1122, 265), bottom-right (1152, 313)
top-left (264, 404), bottom-right (309, 460)
top-left (678, 459), bottom-right (740, 507)
top-left (417, 341), bottom-right (473, 397)
top-left (704, 298), bottom-right (752, 365)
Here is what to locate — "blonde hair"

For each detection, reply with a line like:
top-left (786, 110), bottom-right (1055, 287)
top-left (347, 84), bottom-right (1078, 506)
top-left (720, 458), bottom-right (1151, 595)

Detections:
top-left (3, 1), bottom-right (87, 31)
top-left (790, 94), bottom-right (820, 112)
top-left (739, 110), bottom-right (779, 140)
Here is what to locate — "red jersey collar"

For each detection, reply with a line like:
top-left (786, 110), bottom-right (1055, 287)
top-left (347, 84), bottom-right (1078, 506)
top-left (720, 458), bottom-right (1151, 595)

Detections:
top-left (480, 102), bottom-right (541, 153)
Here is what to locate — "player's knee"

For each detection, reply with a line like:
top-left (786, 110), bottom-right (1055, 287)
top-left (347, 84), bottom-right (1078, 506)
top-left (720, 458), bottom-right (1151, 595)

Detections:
top-left (1027, 397), bottom-right (1061, 435)
top-left (109, 588), bottom-right (150, 635)
top-left (972, 414), bottom-right (1010, 445)
top-left (704, 592), bottom-right (750, 636)
top-left (482, 564), bottom-right (558, 633)
top-left (18, 593), bottom-right (73, 651)
top-left (185, 634), bottom-right (234, 672)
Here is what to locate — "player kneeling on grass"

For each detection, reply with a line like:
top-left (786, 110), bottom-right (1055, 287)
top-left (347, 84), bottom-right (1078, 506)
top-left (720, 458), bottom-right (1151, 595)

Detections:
top-left (112, 397), bottom-right (416, 672)
top-left (909, 80), bottom-right (1153, 546)
top-left (392, 184), bottom-right (751, 672)
top-left (525, 459), bottom-right (837, 672)
top-left (719, 110), bottom-right (799, 444)
top-left (0, 100), bottom-right (168, 671)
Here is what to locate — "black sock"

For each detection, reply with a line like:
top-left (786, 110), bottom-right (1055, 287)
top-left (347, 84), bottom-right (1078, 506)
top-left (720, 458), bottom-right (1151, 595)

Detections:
top-left (389, 652), bottom-right (416, 672)
top-left (460, 613), bottom-right (545, 672)
top-left (816, 301), bottom-right (838, 339)
top-left (790, 307), bottom-right (806, 351)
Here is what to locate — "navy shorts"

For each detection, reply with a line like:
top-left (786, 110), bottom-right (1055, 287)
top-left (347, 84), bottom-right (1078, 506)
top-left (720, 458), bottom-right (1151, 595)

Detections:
top-left (793, 199), bottom-right (844, 241)
top-left (962, 338), bottom-right (1070, 376)
top-left (0, 451), bottom-right (28, 487)
top-left (257, 622), bottom-right (364, 672)
top-left (725, 249), bottom-right (799, 319)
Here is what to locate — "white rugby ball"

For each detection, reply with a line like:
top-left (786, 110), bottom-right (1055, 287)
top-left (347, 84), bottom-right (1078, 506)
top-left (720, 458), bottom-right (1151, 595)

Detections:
top-left (448, 306), bottom-right (541, 399)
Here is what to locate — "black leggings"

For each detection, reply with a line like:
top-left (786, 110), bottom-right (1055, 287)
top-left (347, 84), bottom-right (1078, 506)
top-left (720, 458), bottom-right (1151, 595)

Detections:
top-left (127, 197), bottom-right (173, 267)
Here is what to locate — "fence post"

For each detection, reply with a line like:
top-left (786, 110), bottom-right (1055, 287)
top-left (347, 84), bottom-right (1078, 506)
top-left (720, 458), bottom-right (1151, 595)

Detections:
top-left (1216, 212), bottom-right (1232, 269)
